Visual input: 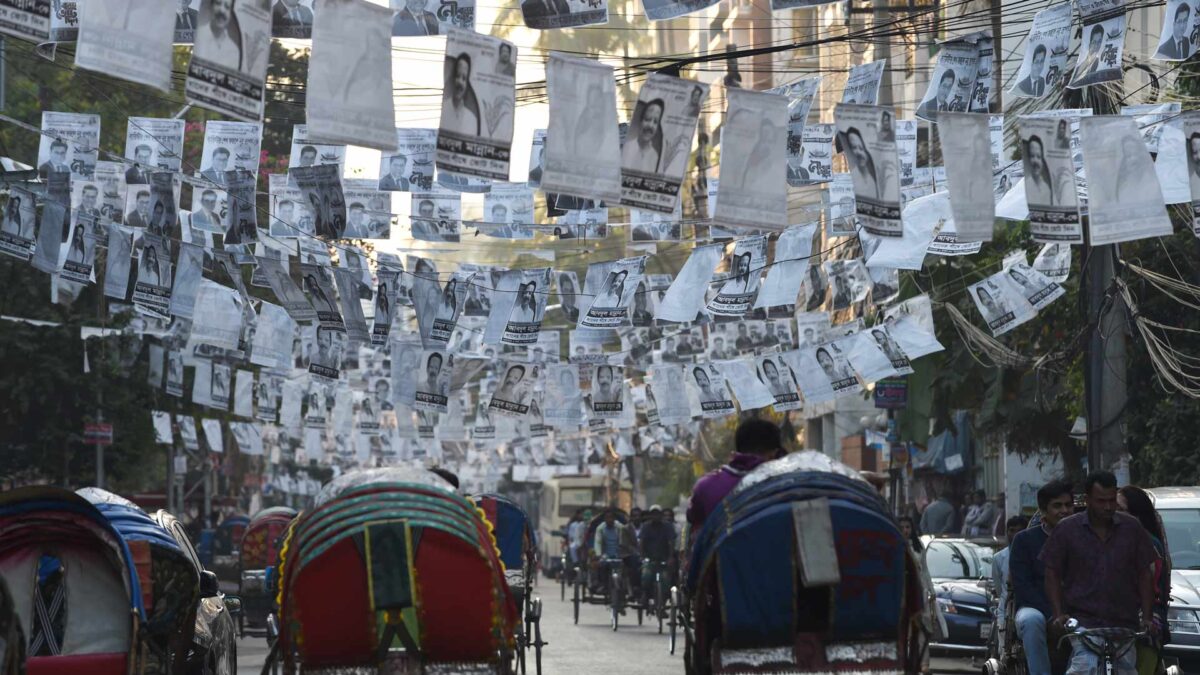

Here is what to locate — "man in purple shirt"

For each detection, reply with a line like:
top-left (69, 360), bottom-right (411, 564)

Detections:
top-left (686, 419), bottom-right (785, 529)
top-left (1040, 471), bottom-right (1157, 674)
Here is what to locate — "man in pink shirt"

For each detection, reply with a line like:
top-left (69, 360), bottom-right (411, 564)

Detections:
top-left (686, 419), bottom-right (785, 529)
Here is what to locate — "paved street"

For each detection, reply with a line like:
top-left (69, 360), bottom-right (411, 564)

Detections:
top-left (234, 576), bottom-right (972, 674)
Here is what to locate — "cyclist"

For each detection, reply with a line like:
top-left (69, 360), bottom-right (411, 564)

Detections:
top-left (1042, 471), bottom-right (1158, 674)
top-left (639, 505), bottom-right (675, 606)
top-left (593, 510), bottom-right (638, 602)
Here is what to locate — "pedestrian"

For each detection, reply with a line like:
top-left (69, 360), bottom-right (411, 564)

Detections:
top-left (1010, 478), bottom-right (1074, 675)
top-left (686, 418), bottom-right (785, 529)
top-left (920, 489), bottom-right (957, 535)
top-left (1041, 472), bottom-right (1158, 675)
top-left (568, 509), bottom-right (590, 580)
top-left (1117, 485), bottom-right (1171, 675)
top-left (963, 490), bottom-right (996, 537)
top-left (899, 515), bottom-right (923, 553)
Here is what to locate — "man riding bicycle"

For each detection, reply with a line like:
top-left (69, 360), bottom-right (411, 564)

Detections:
top-left (593, 509), bottom-right (638, 601)
top-left (639, 505), bottom-right (675, 605)
top-left (1041, 471), bottom-right (1160, 674)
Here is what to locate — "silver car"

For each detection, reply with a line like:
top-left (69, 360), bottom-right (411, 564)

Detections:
top-left (1148, 487), bottom-right (1200, 671)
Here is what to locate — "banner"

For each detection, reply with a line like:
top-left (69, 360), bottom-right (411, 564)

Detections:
top-left (707, 234), bottom-right (768, 316)
top-left (714, 88), bottom-right (788, 228)
top-left (619, 74), bottom-right (709, 214)
top-left (840, 60), bottom-right (885, 105)
top-left (580, 256), bottom-right (646, 328)
top-left (38, 111), bottom-right (100, 180)
top-left (834, 104), bottom-right (902, 237)
top-left (1018, 116), bottom-right (1082, 244)
top-left (185, 0), bottom-right (270, 121)
top-left (1069, 0), bottom-right (1126, 89)
top-left (543, 54), bottom-right (621, 203)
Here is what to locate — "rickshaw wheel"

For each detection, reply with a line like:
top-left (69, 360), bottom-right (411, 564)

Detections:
top-left (560, 564), bottom-right (567, 601)
top-left (656, 581), bottom-right (665, 634)
top-left (637, 605), bottom-right (643, 626)
top-left (531, 598), bottom-right (544, 675)
top-left (573, 577), bottom-right (581, 625)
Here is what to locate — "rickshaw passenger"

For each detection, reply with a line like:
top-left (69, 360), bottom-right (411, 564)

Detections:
top-left (686, 419), bottom-right (784, 529)
top-left (1008, 479), bottom-right (1073, 675)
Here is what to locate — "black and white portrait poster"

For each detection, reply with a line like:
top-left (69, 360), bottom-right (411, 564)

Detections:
top-left (823, 258), bottom-right (871, 311)
top-left (641, 0), bottom-right (718, 21)
top-left (544, 364), bottom-right (582, 428)
top-left (826, 173), bottom-right (857, 236)
top-left (937, 113), bottom-right (995, 242)
top-left (48, 0), bottom-right (77, 40)
top-left (1069, 0), bottom-right (1126, 89)
top-left (222, 170), bottom-right (258, 245)
top-left (391, 0), bottom-right (472, 36)
top-left (555, 270), bottom-right (581, 324)
top-left (259, 257), bottom-right (317, 322)
top-left (707, 234), bottom-right (768, 316)
top-left (1005, 259), bottom-right (1066, 311)
top-left (103, 223), bottom-right (133, 300)
top-left (544, 54), bottom-right (621, 203)
top-left (527, 128), bottom-right (547, 188)
top-left (834, 104), bottom-right (902, 237)
top-left (771, 77), bottom-right (820, 181)
top-left (795, 311), bottom-right (830, 349)
top-left (429, 271), bottom-right (471, 345)
top-left (629, 203), bottom-right (682, 241)
top-left (308, 0), bottom-right (395, 150)
top-left (309, 326), bottom-right (346, 380)
top-left (789, 123), bottom-right (835, 186)
top-left (643, 365), bottom-right (684, 425)
top-left (61, 212), bottom-right (98, 285)
top-left (0, 187), bottom-right (36, 261)
top-left (200, 120), bottom-right (262, 186)
top-left (490, 361), bottom-right (537, 417)
top-left (31, 201), bottom-right (65, 275)
top-left (522, 0), bottom-right (604, 29)
top-left (481, 183), bottom-right (535, 239)
top-left (173, 0), bottom-right (199, 42)
top-left (410, 190), bottom-right (461, 242)
top-left (1033, 243), bottom-right (1071, 283)
top-left (299, 263), bottom-right (345, 333)
top-left (502, 268), bottom-right (551, 345)
top-left (165, 350), bottom-right (185, 398)
top-left (755, 223), bottom-right (818, 310)
top-left (1018, 116), bottom-right (1082, 244)
top-left (333, 268), bottom-right (370, 344)
top-left (290, 124), bottom-right (346, 174)
top-left (38, 111), bottom-right (100, 180)
top-left (1155, 0), bottom-right (1199, 60)
top-left (968, 273), bottom-right (1034, 336)
top-left (124, 118), bottom-right (184, 184)
top-left (414, 350), bottom-right (453, 413)
top-left (184, 0), bottom-right (271, 122)
top-left (715, 88), bottom-right (788, 228)
top-left (688, 363), bottom-right (735, 418)
top-left (590, 364), bottom-right (624, 418)
top-left (1183, 112), bottom-right (1200, 234)
top-left (789, 342), bottom-right (860, 404)
top-left (916, 41), bottom-right (977, 123)
top-left (436, 29), bottom-right (517, 181)
top-left (620, 74), bottom-right (709, 214)
top-left (580, 255), bottom-right (647, 328)
top-left (380, 128), bottom-right (436, 192)
top-left (756, 353), bottom-right (801, 411)
top-left (845, 327), bottom-right (913, 383)
top-left (249, 300), bottom-right (295, 370)
top-left (1010, 3), bottom-right (1070, 99)
top-left (341, 179), bottom-right (391, 239)
top-left (840, 60), bottom-right (885, 105)
top-left (968, 31), bottom-right (995, 112)
top-left (76, 0), bottom-right (174, 90)
top-left (169, 242), bottom-right (205, 319)
top-left (895, 119), bottom-right (917, 187)
top-left (461, 264), bottom-right (497, 318)
top-left (289, 164), bottom-right (347, 239)
top-left (0, 0), bottom-right (50, 41)
top-left (271, 0), bottom-right (314, 37)
top-left (880, 294), bottom-right (942, 359)
top-left (719, 359), bottom-right (774, 411)
top-left (655, 242), bottom-right (722, 323)
top-left (133, 233), bottom-right (173, 320)
top-left (267, 174), bottom-right (307, 237)
top-left (1080, 116), bottom-right (1172, 245)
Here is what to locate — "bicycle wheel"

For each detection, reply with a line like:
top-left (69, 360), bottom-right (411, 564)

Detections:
top-left (668, 587), bottom-right (678, 655)
top-left (610, 571), bottom-right (621, 632)
top-left (533, 599), bottom-right (544, 675)
top-left (560, 559), bottom-right (567, 601)
top-left (573, 576), bottom-right (581, 625)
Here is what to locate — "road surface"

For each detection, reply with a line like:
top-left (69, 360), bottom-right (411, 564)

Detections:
top-left (234, 576), bottom-right (973, 674)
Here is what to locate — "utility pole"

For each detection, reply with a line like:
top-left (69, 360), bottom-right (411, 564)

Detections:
top-left (1082, 244), bottom-right (1127, 474)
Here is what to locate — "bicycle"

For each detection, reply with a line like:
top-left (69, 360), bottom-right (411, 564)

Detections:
top-left (640, 559), bottom-right (670, 634)
top-left (1058, 619), bottom-right (1144, 675)
top-left (600, 557), bottom-right (627, 631)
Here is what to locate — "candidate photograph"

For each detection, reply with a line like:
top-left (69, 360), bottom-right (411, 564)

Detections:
top-left (194, 0), bottom-right (245, 73)
top-left (622, 97), bottom-right (668, 174)
top-left (442, 52), bottom-right (482, 137)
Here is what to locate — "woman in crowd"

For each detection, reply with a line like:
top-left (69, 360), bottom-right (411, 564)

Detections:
top-left (1118, 485), bottom-right (1171, 675)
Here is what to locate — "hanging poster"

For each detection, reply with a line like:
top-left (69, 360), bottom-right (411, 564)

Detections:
top-left (436, 29), bottom-right (517, 181)
top-left (707, 234), bottom-right (769, 316)
top-left (38, 111), bottom-right (100, 180)
top-left (1069, 0), bottom-right (1127, 89)
top-left (288, 164), bottom-right (347, 239)
top-left (290, 124), bottom-right (346, 174)
top-left (619, 74), bottom-right (709, 214)
top-left (840, 60), bottom-right (886, 105)
top-left (307, 0), bottom-right (396, 150)
top-left (76, 0), bottom-right (174, 91)
top-left (0, 186), bottom-right (36, 261)
top-left (834, 104), bottom-right (902, 237)
top-left (1018, 116), bottom-right (1083, 244)
top-left (380, 128), bottom-right (437, 192)
top-left (580, 255), bottom-right (647, 328)
top-left (543, 54), bottom-right (621, 203)
top-left (185, 0), bottom-right (271, 122)
top-left (715, 88), bottom-right (789, 229)
top-left (1079, 116), bottom-right (1172, 245)
top-left (916, 41), bottom-right (978, 123)
top-left (391, 0), bottom-right (473, 36)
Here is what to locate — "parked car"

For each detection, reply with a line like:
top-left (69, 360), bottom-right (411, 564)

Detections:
top-left (154, 510), bottom-right (240, 675)
top-left (921, 536), bottom-right (996, 658)
top-left (1147, 487), bottom-right (1200, 672)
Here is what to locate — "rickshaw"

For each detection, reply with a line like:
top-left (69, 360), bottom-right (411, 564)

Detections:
top-left (682, 453), bottom-right (929, 674)
top-left (239, 507), bottom-right (298, 635)
top-left (0, 486), bottom-right (153, 675)
top-left (0, 577), bottom-right (24, 675)
top-left (473, 494), bottom-right (545, 675)
top-left (570, 508), bottom-right (645, 630)
top-left (268, 468), bottom-right (519, 674)
top-left (210, 514), bottom-right (250, 583)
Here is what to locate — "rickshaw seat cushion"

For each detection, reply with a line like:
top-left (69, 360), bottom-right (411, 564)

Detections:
top-left (27, 652), bottom-right (128, 675)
